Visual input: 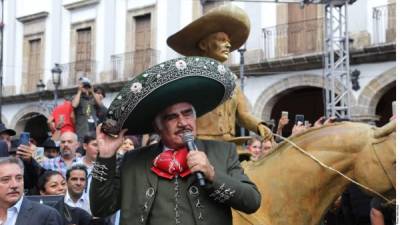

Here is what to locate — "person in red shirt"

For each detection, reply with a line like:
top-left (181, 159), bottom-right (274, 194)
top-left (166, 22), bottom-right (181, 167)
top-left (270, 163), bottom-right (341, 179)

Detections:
top-left (48, 97), bottom-right (76, 140)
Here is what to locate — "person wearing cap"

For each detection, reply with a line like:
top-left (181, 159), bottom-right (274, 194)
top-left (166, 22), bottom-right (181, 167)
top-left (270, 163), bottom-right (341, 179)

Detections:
top-left (72, 77), bottom-right (105, 142)
top-left (42, 138), bottom-right (60, 159)
top-left (167, 4), bottom-right (273, 142)
top-left (0, 123), bottom-right (16, 151)
top-left (90, 57), bottom-right (261, 225)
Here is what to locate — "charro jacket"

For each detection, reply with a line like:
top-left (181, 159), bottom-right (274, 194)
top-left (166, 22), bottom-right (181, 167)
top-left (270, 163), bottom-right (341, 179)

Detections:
top-left (196, 86), bottom-right (262, 141)
top-left (90, 139), bottom-right (261, 225)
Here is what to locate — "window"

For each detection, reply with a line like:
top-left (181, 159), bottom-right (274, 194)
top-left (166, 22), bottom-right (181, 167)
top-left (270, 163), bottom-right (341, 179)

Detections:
top-left (27, 39), bottom-right (42, 92)
top-left (75, 27), bottom-right (92, 74)
top-left (133, 14), bottom-right (151, 74)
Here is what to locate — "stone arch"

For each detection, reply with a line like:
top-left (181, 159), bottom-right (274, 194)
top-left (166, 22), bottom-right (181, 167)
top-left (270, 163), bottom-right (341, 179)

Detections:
top-left (10, 104), bottom-right (51, 134)
top-left (0, 114), bottom-right (9, 128)
top-left (253, 74), bottom-right (356, 120)
top-left (357, 67), bottom-right (396, 116)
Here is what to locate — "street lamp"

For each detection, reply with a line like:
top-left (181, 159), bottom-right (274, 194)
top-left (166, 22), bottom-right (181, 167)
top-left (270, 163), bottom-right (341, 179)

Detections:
top-left (238, 45), bottom-right (246, 137)
top-left (36, 79), bottom-right (45, 103)
top-left (51, 63), bottom-right (62, 107)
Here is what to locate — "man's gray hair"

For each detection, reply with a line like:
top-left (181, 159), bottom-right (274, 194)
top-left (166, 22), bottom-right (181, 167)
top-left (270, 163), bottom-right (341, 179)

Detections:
top-left (0, 157), bottom-right (24, 172)
top-left (60, 131), bottom-right (78, 142)
top-left (154, 106), bottom-right (197, 131)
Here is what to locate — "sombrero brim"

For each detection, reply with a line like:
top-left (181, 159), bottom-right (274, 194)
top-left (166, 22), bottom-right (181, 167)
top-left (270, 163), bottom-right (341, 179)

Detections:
top-left (123, 76), bottom-right (224, 134)
top-left (102, 57), bottom-right (236, 135)
top-left (167, 4), bottom-right (250, 56)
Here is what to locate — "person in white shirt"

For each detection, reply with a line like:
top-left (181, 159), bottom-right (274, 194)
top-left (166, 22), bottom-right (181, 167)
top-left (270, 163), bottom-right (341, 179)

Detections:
top-left (74, 132), bottom-right (98, 194)
top-left (64, 164), bottom-right (91, 215)
top-left (0, 157), bottom-right (62, 225)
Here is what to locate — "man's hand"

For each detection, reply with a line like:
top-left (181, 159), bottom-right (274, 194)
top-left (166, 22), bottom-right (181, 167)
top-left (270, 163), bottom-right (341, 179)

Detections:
top-left (323, 117), bottom-right (336, 126)
top-left (258, 124), bottom-right (273, 141)
top-left (187, 151), bottom-right (215, 182)
top-left (17, 144), bottom-right (36, 162)
top-left (96, 125), bottom-right (127, 158)
top-left (291, 123), bottom-right (307, 136)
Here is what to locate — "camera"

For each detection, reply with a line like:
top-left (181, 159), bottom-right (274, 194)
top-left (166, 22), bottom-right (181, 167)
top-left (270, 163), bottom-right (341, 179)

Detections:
top-left (79, 77), bottom-right (91, 88)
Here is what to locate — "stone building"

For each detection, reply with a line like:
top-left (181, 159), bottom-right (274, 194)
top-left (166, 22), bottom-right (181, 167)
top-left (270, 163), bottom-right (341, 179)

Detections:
top-left (1, 0), bottom-right (395, 143)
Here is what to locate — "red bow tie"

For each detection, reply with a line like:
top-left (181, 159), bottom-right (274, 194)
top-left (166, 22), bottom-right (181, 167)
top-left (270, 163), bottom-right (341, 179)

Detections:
top-left (151, 148), bottom-right (191, 179)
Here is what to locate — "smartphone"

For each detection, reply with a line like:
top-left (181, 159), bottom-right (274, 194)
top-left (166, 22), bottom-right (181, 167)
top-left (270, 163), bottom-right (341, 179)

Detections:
top-left (59, 115), bottom-right (64, 124)
top-left (295, 114), bottom-right (305, 125)
top-left (304, 120), bottom-right (310, 127)
top-left (282, 111), bottom-right (289, 117)
top-left (35, 147), bottom-right (44, 159)
top-left (392, 101), bottom-right (396, 115)
top-left (19, 132), bottom-right (30, 146)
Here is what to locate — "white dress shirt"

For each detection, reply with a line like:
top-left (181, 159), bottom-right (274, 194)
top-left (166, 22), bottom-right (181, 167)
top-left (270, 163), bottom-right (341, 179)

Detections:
top-left (4, 196), bottom-right (23, 225)
top-left (64, 191), bottom-right (91, 215)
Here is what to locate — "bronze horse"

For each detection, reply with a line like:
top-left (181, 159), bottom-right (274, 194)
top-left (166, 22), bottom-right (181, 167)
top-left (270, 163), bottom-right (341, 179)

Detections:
top-left (233, 121), bottom-right (396, 225)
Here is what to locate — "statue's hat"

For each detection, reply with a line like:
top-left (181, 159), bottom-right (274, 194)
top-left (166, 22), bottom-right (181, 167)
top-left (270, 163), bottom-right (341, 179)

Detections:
top-left (167, 4), bottom-right (250, 56)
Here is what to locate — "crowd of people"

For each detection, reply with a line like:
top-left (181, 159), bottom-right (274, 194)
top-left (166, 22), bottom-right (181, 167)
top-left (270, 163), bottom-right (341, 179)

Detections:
top-left (0, 3), bottom-right (394, 225)
top-left (0, 77), bottom-right (154, 225)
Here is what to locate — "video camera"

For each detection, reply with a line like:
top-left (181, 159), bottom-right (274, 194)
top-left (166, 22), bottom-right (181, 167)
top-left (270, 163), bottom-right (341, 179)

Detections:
top-left (79, 77), bottom-right (91, 88)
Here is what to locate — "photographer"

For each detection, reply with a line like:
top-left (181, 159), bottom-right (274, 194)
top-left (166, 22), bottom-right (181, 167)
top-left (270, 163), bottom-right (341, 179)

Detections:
top-left (72, 77), bottom-right (104, 142)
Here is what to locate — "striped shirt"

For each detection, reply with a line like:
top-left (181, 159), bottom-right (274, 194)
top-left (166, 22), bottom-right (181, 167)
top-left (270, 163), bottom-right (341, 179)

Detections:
top-left (41, 156), bottom-right (80, 177)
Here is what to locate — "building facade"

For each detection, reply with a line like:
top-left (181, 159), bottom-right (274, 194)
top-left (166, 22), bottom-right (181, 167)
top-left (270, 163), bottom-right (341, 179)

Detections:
top-left (1, 0), bottom-right (396, 143)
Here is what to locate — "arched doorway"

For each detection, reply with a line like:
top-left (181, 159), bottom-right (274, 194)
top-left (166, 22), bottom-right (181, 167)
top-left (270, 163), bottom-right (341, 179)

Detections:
top-left (270, 87), bottom-right (325, 137)
top-left (16, 113), bottom-right (49, 145)
top-left (375, 84), bottom-right (395, 127)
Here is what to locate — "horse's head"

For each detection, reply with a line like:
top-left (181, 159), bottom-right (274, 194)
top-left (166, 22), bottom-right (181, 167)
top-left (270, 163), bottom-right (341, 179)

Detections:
top-left (353, 120), bottom-right (396, 200)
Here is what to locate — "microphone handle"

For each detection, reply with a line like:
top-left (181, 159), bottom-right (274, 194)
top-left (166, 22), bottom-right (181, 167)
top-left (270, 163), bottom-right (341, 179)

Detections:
top-left (186, 141), bottom-right (207, 187)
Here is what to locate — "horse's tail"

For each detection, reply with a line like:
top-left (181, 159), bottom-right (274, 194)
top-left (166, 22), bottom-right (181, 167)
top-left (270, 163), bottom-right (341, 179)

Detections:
top-left (373, 120), bottom-right (396, 138)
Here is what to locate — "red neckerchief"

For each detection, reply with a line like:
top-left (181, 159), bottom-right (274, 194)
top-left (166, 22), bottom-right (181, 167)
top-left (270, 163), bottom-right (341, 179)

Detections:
top-left (151, 147), bottom-right (191, 179)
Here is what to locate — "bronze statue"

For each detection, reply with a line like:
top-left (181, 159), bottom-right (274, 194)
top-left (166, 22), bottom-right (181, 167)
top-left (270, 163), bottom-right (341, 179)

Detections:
top-left (167, 4), bottom-right (273, 142)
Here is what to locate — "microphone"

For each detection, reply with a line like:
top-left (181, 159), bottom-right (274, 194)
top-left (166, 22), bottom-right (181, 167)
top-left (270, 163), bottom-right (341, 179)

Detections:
top-left (182, 131), bottom-right (206, 187)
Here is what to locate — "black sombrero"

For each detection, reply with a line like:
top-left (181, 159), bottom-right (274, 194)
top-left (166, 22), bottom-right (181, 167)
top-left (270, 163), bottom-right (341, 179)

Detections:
top-left (102, 57), bottom-right (236, 135)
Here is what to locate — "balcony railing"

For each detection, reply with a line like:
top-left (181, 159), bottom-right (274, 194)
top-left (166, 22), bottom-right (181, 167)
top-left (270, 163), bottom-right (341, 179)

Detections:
top-left (372, 3), bottom-right (396, 44)
top-left (60, 60), bottom-right (97, 86)
top-left (261, 18), bottom-right (324, 60)
top-left (111, 48), bottom-right (160, 80)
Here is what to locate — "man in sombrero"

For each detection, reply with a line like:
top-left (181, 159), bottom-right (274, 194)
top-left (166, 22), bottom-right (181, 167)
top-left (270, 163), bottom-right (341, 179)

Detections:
top-left (90, 57), bottom-right (261, 225)
top-left (167, 4), bottom-right (273, 142)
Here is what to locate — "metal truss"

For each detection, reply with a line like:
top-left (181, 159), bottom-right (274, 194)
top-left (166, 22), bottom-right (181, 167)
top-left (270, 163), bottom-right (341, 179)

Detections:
top-left (206, 0), bottom-right (355, 119)
top-left (323, 0), bottom-right (352, 119)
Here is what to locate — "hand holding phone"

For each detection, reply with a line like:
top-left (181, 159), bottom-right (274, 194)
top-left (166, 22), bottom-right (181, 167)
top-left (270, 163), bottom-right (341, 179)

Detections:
top-left (17, 142), bottom-right (35, 161)
top-left (295, 114), bottom-right (305, 125)
top-left (56, 115), bottom-right (65, 130)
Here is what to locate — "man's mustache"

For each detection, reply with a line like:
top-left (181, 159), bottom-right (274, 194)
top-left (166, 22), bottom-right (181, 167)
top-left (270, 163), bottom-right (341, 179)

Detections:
top-left (175, 127), bottom-right (192, 135)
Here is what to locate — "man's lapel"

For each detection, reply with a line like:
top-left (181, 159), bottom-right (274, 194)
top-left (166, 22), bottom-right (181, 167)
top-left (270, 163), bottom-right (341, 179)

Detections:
top-left (15, 198), bottom-right (33, 225)
top-left (145, 143), bottom-right (163, 188)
